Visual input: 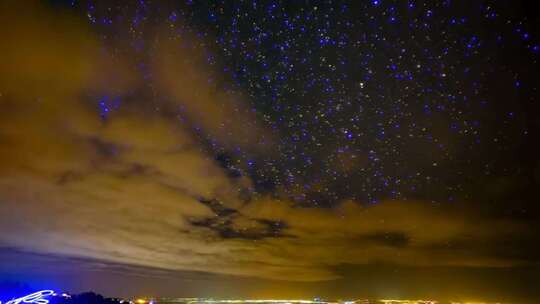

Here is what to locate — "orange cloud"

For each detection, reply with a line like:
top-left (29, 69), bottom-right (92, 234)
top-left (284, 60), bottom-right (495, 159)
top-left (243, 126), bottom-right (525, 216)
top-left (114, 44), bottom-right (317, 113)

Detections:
top-left (151, 34), bottom-right (275, 152)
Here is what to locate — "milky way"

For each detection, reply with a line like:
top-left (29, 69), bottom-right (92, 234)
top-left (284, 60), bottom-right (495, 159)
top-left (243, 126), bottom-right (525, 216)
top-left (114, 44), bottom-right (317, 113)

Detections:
top-left (80, 0), bottom-right (539, 206)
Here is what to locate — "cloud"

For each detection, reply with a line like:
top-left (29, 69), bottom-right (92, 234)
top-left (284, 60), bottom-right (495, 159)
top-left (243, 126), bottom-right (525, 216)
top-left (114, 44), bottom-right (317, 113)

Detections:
top-left (151, 33), bottom-right (275, 152)
top-left (0, 0), bottom-right (536, 284)
top-left (234, 199), bottom-right (532, 271)
top-left (0, 0), bottom-right (249, 277)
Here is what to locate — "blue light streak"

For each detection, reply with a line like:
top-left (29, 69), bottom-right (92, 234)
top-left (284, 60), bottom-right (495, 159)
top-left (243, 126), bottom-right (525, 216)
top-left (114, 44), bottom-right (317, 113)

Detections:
top-left (1, 290), bottom-right (55, 304)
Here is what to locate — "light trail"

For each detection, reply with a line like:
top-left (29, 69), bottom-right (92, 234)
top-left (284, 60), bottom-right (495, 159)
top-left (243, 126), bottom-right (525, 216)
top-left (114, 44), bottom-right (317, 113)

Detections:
top-left (1, 290), bottom-right (55, 304)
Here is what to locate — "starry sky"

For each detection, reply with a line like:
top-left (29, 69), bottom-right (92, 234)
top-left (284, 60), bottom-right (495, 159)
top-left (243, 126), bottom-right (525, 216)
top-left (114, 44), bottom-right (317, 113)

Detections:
top-left (0, 0), bottom-right (539, 302)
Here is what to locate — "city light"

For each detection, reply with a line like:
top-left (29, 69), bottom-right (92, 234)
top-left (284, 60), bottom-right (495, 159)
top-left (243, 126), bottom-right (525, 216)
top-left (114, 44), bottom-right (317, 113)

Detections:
top-left (180, 299), bottom-right (444, 304)
top-left (187, 300), bottom-right (334, 304)
top-left (152, 299), bottom-right (504, 304)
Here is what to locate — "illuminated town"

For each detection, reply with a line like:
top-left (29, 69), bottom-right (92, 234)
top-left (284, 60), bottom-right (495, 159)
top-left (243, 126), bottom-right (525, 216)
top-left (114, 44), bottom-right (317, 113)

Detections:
top-left (127, 297), bottom-right (508, 304)
top-left (0, 291), bottom-right (508, 304)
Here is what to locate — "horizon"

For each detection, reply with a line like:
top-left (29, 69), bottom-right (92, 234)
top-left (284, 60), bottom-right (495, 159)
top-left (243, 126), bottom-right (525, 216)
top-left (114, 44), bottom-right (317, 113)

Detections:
top-left (0, 288), bottom-right (522, 304)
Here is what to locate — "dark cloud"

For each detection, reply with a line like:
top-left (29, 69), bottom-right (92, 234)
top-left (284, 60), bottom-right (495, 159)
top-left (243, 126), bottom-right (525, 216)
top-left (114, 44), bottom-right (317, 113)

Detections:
top-left (358, 232), bottom-right (410, 248)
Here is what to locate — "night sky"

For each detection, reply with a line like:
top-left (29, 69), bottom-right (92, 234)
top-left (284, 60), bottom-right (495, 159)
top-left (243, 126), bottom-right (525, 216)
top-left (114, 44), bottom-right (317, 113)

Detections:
top-left (1, 0), bottom-right (539, 302)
